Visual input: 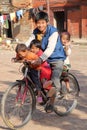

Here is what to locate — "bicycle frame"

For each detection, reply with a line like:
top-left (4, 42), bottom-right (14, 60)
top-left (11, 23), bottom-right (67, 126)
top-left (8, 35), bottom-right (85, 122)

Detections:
top-left (1, 62), bottom-right (79, 130)
top-left (16, 66), bottom-right (30, 105)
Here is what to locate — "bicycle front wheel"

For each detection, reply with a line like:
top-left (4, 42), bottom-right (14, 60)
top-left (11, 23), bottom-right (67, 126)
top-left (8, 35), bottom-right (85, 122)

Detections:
top-left (54, 73), bottom-right (79, 116)
top-left (1, 82), bottom-right (35, 129)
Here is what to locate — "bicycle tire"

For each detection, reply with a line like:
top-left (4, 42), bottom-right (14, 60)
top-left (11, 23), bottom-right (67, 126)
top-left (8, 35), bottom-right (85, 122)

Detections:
top-left (1, 82), bottom-right (36, 130)
top-left (68, 73), bottom-right (80, 96)
top-left (54, 72), bottom-right (79, 116)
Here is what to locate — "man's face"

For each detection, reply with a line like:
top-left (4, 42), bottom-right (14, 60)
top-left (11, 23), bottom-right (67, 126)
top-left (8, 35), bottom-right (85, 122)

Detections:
top-left (36, 19), bottom-right (48, 34)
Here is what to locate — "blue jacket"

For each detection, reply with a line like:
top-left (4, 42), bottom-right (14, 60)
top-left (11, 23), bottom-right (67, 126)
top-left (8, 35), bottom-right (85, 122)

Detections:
top-left (33, 25), bottom-right (66, 62)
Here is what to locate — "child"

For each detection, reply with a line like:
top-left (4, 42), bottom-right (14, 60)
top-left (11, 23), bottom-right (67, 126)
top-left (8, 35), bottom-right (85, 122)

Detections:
top-left (29, 39), bottom-right (56, 106)
top-left (60, 31), bottom-right (72, 92)
top-left (13, 40), bottom-right (56, 105)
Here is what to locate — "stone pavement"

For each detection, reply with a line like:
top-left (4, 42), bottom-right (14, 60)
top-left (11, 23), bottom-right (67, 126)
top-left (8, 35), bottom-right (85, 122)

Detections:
top-left (71, 38), bottom-right (87, 45)
top-left (0, 45), bottom-right (87, 130)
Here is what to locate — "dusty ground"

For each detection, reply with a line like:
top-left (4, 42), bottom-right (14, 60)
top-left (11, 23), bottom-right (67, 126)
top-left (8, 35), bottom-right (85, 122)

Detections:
top-left (0, 45), bottom-right (87, 130)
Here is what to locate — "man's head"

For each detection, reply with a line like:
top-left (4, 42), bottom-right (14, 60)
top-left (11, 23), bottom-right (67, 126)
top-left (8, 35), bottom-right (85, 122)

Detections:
top-left (35, 11), bottom-right (49, 23)
top-left (15, 44), bottom-right (28, 58)
top-left (35, 11), bottom-right (49, 34)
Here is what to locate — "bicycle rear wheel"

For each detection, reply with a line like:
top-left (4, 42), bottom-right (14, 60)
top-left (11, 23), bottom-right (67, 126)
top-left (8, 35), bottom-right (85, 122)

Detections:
top-left (68, 73), bottom-right (80, 96)
top-left (1, 82), bottom-right (35, 129)
top-left (54, 73), bottom-right (79, 116)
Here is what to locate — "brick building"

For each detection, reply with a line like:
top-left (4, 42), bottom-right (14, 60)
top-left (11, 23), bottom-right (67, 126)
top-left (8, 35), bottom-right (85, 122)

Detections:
top-left (0, 0), bottom-right (33, 41)
top-left (0, 0), bottom-right (87, 41)
top-left (33, 0), bottom-right (87, 38)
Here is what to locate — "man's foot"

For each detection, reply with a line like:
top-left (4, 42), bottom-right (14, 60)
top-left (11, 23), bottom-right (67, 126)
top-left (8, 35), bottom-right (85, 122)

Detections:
top-left (45, 103), bottom-right (54, 113)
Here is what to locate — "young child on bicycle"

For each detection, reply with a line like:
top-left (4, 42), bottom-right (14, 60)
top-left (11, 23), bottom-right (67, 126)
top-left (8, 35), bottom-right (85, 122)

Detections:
top-left (29, 39), bottom-right (56, 103)
top-left (13, 40), bottom-right (56, 104)
top-left (60, 31), bottom-right (72, 92)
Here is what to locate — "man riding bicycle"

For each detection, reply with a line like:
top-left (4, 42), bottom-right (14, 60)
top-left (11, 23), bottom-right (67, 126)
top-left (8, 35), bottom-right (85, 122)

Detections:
top-left (25, 11), bottom-right (66, 113)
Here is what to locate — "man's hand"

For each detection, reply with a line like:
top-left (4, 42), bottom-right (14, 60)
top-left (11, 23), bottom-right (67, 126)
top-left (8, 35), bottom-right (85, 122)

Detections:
top-left (30, 58), bottom-right (43, 68)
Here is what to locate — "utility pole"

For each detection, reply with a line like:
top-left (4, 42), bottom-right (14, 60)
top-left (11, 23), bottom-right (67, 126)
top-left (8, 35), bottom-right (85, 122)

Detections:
top-left (46, 0), bottom-right (50, 22)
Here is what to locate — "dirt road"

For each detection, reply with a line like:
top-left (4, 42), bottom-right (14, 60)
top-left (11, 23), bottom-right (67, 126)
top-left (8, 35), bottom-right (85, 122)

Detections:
top-left (0, 45), bottom-right (87, 130)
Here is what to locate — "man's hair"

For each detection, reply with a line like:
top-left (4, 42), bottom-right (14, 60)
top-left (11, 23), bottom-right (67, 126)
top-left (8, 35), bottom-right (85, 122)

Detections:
top-left (30, 39), bottom-right (41, 49)
top-left (35, 11), bottom-right (49, 23)
top-left (15, 44), bottom-right (28, 53)
top-left (60, 32), bottom-right (71, 41)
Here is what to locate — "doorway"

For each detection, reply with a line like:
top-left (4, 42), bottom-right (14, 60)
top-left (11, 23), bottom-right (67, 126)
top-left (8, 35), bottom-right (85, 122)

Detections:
top-left (54, 11), bottom-right (66, 33)
top-left (3, 20), bottom-right (12, 38)
top-left (7, 20), bottom-right (12, 38)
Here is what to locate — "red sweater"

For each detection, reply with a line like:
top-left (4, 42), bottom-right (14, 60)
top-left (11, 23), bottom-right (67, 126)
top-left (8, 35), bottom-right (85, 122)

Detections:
top-left (37, 50), bottom-right (52, 90)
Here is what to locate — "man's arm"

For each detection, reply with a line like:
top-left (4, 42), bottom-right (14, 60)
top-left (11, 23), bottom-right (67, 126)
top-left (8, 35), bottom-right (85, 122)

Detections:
top-left (25, 34), bottom-right (35, 47)
top-left (30, 32), bottom-right (59, 67)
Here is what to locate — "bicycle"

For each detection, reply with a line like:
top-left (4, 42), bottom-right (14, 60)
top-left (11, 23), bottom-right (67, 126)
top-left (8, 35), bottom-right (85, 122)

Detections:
top-left (1, 61), bottom-right (80, 130)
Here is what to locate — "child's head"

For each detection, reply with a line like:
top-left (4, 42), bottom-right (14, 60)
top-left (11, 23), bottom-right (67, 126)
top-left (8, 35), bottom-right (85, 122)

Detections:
top-left (60, 32), bottom-right (71, 46)
top-left (30, 39), bottom-right (41, 54)
top-left (35, 11), bottom-right (49, 33)
top-left (15, 44), bottom-right (28, 58)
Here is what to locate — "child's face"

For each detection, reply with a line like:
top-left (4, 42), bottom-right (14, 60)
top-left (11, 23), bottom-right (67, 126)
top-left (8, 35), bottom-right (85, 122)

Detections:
top-left (18, 50), bottom-right (27, 58)
top-left (30, 45), bottom-right (39, 54)
top-left (61, 35), bottom-right (69, 46)
top-left (36, 20), bottom-right (48, 34)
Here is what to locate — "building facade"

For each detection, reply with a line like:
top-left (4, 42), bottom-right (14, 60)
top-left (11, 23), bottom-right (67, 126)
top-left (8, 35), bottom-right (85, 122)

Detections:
top-left (0, 0), bottom-right (33, 41)
top-left (33, 0), bottom-right (87, 38)
top-left (0, 0), bottom-right (87, 41)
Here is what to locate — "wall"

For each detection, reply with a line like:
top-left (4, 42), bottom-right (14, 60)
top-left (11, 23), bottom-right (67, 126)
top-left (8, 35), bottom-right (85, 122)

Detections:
top-left (67, 9), bottom-right (81, 38)
top-left (13, 11), bottom-right (33, 42)
top-left (12, 0), bottom-right (31, 8)
top-left (67, 6), bottom-right (87, 38)
top-left (11, 0), bottom-right (33, 42)
top-left (81, 5), bottom-right (87, 38)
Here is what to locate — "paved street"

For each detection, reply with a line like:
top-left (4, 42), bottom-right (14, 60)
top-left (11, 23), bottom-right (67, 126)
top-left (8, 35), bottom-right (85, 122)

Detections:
top-left (0, 45), bottom-right (87, 130)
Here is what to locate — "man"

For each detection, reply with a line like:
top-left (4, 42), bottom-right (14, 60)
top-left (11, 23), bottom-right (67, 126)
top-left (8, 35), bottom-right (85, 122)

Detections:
top-left (25, 11), bottom-right (66, 113)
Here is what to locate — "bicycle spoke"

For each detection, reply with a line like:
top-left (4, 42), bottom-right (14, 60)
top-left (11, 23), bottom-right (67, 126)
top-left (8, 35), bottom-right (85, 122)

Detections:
top-left (54, 73), bottom-right (78, 116)
top-left (2, 83), bottom-right (33, 128)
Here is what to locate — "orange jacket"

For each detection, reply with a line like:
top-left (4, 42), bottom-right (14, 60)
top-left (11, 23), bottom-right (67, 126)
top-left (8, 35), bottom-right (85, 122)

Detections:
top-left (15, 51), bottom-right (41, 69)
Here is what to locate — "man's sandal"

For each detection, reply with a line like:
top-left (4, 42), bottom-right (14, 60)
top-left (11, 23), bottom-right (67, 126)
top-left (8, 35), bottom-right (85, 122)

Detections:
top-left (45, 104), bottom-right (54, 113)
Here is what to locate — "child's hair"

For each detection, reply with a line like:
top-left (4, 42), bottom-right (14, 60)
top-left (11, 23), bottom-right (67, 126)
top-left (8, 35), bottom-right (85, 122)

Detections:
top-left (60, 32), bottom-right (71, 41)
top-left (35, 11), bottom-right (49, 23)
top-left (15, 44), bottom-right (28, 53)
top-left (30, 39), bottom-right (42, 49)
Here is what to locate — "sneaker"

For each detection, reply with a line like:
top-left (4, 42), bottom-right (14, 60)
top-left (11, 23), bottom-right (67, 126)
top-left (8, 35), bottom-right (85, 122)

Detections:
top-left (37, 96), bottom-right (43, 103)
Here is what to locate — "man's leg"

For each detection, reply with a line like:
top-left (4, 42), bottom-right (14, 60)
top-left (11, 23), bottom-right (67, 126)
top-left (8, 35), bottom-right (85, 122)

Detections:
top-left (50, 60), bottom-right (64, 91)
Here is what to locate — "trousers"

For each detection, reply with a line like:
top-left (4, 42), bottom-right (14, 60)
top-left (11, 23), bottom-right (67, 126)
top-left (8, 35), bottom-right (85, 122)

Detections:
top-left (49, 60), bottom-right (64, 91)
